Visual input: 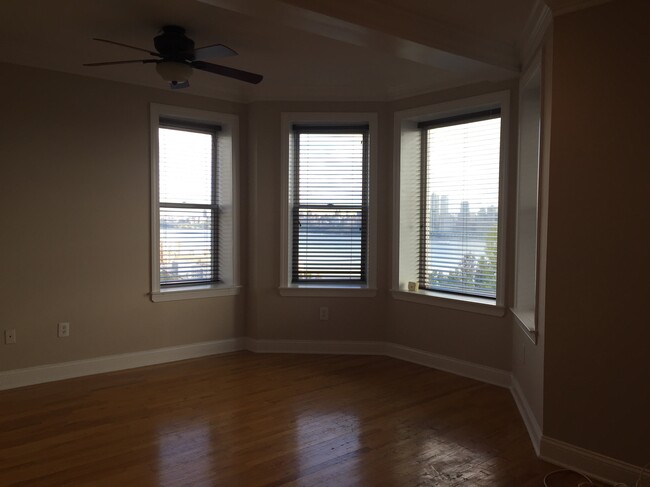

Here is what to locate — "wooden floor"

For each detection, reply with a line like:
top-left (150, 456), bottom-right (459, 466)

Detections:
top-left (0, 352), bottom-right (592, 486)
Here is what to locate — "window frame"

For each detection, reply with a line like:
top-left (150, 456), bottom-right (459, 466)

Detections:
top-left (158, 118), bottom-right (220, 288)
top-left (513, 51), bottom-right (544, 341)
top-left (291, 124), bottom-right (369, 285)
top-left (392, 92), bottom-right (510, 316)
top-left (280, 113), bottom-right (378, 297)
top-left (150, 104), bottom-right (240, 302)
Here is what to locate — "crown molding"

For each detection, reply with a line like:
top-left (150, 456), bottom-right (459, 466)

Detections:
top-left (521, 0), bottom-right (553, 65)
top-left (543, 0), bottom-right (614, 16)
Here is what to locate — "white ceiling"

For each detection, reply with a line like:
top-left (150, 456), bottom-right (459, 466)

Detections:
top-left (0, 0), bottom-right (545, 102)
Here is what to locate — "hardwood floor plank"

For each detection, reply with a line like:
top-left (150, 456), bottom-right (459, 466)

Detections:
top-left (0, 352), bottom-right (591, 486)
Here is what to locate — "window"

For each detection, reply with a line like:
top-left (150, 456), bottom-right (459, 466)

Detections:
top-left (292, 125), bottom-right (368, 283)
top-left (280, 113), bottom-right (377, 296)
top-left (158, 119), bottom-right (219, 286)
top-left (150, 105), bottom-right (239, 302)
top-left (393, 92), bottom-right (509, 315)
top-left (419, 110), bottom-right (501, 299)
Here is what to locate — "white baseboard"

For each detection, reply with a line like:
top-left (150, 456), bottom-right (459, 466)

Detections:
top-left (243, 339), bottom-right (510, 388)
top-left (244, 338), bottom-right (386, 355)
top-left (540, 436), bottom-right (649, 486)
top-left (0, 338), bottom-right (244, 391)
top-left (386, 343), bottom-right (511, 388)
top-left (1, 338), bottom-right (507, 391)
top-left (510, 376), bottom-right (543, 455)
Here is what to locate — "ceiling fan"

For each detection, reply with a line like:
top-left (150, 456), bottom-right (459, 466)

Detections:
top-left (84, 25), bottom-right (263, 89)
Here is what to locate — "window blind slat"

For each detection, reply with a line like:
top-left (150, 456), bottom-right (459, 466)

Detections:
top-left (158, 124), bottom-right (220, 287)
top-left (292, 130), bottom-right (368, 283)
top-left (420, 116), bottom-right (501, 299)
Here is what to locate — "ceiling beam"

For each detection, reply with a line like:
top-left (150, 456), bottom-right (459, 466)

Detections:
top-left (197, 0), bottom-right (520, 81)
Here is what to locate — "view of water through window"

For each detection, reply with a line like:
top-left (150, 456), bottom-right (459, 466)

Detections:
top-left (422, 116), bottom-right (501, 298)
top-left (293, 130), bottom-right (368, 283)
top-left (158, 126), bottom-right (217, 286)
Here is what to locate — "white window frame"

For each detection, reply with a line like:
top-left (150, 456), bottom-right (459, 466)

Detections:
top-left (280, 112), bottom-right (378, 297)
top-left (392, 92), bottom-right (510, 316)
top-left (150, 104), bottom-right (240, 302)
top-left (512, 51), bottom-right (543, 340)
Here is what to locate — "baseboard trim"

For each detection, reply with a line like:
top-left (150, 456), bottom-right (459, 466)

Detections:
top-left (244, 338), bottom-right (386, 355)
top-left (0, 338), bottom-right (245, 391)
top-left (510, 376), bottom-right (543, 455)
top-left (540, 436), bottom-right (649, 486)
top-left (242, 339), bottom-right (510, 388)
top-left (0, 338), bottom-right (508, 391)
top-left (386, 343), bottom-right (511, 388)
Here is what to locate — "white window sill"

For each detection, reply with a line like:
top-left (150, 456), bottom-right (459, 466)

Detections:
top-left (279, 285), bottom-right (377, 298)
top-left (512, 307), bottom-right (538, 343)
top-left (151, 284), bottom-right (241, 302)
top-left (391, 289), bottom-right (505, 317)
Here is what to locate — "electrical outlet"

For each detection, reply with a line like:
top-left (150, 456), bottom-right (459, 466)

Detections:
top-left (319, 307), bottom-right (329, 321)
top-left (58, 322), bottom-right (70, 338)
top-left (4, 329), bottom-right (16, 344)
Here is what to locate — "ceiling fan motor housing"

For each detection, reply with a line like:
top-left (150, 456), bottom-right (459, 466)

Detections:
top-left (154, 25), bottom-right (195, 61)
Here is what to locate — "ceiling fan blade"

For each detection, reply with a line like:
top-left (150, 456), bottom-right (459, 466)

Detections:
top-left (93, 38), bottom-right (160, 57)
top-left (83, 59), bottom-right (157, 67)
top-left (192, 60), bottom-right (263, 84)
top-left (193, 44), bottom-right (238, 61)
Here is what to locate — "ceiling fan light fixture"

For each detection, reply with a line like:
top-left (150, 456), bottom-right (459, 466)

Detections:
top-left (85, 27), bottom-right (263, 86)
top-left (155, 61), bottom-right (193, 82)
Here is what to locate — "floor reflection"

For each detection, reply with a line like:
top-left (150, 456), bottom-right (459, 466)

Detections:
top-left (295, 410), bottom-right (361, 481)
top-left (156, 421), bottom-right (215, 486)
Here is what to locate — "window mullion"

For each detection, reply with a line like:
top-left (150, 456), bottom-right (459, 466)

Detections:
top-left (160, 202), bottom-right (219, 209)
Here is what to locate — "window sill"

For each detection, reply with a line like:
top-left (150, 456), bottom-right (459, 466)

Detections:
top-left (151, 284), bottom-right (241, 302)
top-left (391, 289), bottom-right (505, 317)
top-left (279, 285), bottom-right (377, 298)
top-left (512, 307), bottom-right (538, 343)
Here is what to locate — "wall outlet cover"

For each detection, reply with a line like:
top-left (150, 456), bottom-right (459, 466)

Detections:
top-left (5, 329), bottom-right (17, 344)
top-left (58, 322), bottom-right (70, 338)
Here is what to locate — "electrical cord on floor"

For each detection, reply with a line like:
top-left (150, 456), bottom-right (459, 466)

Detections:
top-left (543, 461), bottom-right (649, 487)
top-left (636, 463), bottom-right (649, 487)
top-left (543, 468), bottom-right (593, 486)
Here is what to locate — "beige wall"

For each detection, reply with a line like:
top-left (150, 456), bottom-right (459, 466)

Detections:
top-left (0, 65), bottom-right (246, 372)
top-left (0, 65), bottom-right (517, 373)
top-left (246, 101), bottom-right (391, 342)
top-left (0, 65), bottom-right (514, 373)
top-left (387, 81), bottom-right (517, 371)
top-left (245, 91), bottom-right (517, 369)
top-left (543, 0), bottom-right (649, 465)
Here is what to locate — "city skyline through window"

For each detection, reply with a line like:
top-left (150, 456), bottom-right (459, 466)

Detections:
top-left (421, 116), bottom-right (501, 298)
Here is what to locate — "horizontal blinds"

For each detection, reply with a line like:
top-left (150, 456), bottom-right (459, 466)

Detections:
top-left (159, 207), bottom-right (217, 285)
top-left (158, 124), bottom-right (219, 286)
top-left (292, 127), bottom-right (368, 283)
top-left (420, 113), bottom-right (501, 298)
